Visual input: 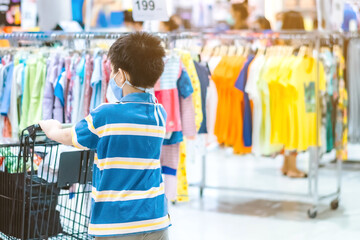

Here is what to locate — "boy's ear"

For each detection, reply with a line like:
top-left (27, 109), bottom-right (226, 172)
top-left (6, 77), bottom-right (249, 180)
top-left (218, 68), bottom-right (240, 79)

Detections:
top-left (117, 68), bottom-right (126, 84)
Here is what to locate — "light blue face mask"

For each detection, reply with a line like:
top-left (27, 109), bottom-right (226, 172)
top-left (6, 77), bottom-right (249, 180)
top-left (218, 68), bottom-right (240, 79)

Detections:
top-left (109, 72), bottom-right (124, 101)
top-left (109, 71), bottom-right (152, 102)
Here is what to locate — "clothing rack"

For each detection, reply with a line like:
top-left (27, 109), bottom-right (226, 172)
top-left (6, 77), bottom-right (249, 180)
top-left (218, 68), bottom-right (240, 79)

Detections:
top-left (0, 31), bottom-right (345, 218)
top-left (189, 31), bottom-right (344, 219)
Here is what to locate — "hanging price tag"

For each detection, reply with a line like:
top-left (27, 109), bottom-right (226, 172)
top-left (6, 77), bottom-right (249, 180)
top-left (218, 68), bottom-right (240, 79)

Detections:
top-left (132, 0), bottom-right (169, 21)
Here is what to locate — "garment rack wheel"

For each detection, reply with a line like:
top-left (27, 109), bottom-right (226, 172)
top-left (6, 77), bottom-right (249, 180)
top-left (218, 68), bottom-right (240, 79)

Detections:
top-left (330, 199), bottom-right (339, 210)
top-left (307, 208), bottom-right (317, 219)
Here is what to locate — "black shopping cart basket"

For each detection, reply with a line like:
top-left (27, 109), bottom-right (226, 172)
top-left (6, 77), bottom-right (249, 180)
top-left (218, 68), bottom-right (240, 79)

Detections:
top-left (0, 124), bottom-right (94, 240)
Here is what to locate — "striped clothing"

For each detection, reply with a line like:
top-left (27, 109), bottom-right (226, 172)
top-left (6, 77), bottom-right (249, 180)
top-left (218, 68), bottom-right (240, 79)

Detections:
top-left (158, 55), bottom-right (182, 90)
top-left (71, 92), bottom-right (171, 237)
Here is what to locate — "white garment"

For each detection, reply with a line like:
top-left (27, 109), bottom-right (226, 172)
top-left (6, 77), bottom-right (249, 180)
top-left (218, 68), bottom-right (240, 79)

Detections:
top-left (207, 56), bottom-right (222, 75)
top-left (245, 55), bottom-right (265, 157)
top-left (9, 63), bottom-right (24, 140)
top-left (206, 79), bottom-right (218, 145)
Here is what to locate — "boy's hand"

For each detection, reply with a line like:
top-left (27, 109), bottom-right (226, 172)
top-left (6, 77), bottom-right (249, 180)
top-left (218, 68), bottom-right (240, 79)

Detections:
top-left (39, 119), bottom-right (62, 140)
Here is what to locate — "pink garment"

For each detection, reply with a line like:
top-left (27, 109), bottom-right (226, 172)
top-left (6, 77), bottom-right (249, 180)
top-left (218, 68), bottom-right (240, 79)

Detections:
top-left (180, 95), bottom-right (196, 137)
top-left (163, 175), bottom-right (177, 201)
top-left (160, 143), bottom-right (180, 170)
top-left (84, 54), bottom-right (93, 116)
top-left (160, 143), bottom-right (180, 201)
top-left (155, 89), bottom-right (182, 132)
top-left (101, 55), bottom-right (111, 103)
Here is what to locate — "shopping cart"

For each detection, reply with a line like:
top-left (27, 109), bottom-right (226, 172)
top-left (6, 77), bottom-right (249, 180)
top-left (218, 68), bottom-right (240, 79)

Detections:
top-left (0, 124), bottom-right (94, 240)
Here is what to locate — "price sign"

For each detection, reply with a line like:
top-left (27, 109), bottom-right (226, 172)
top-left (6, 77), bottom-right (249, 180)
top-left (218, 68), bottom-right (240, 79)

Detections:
top-left (132, 0), bottom-right (169, 21)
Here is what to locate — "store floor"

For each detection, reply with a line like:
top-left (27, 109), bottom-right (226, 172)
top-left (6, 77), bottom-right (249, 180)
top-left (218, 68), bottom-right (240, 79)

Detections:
top-left (168, 147), bottom-right (360, 240)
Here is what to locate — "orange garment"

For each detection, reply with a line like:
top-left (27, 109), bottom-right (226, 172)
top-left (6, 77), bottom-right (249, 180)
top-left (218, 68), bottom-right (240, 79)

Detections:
top-left (212, 57), bottom-right (230, 144)
top-left (212, 55), bottom-right (251, 154)
top-left (223, 56), bottom-right (243, 147)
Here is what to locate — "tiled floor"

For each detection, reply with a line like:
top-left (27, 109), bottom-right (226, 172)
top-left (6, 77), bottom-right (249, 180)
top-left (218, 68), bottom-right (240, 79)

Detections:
top-left (168, 147), bottom-right (360, 240)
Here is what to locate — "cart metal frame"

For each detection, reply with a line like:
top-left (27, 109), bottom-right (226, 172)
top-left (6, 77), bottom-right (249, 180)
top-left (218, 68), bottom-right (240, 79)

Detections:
top-left (0, 125), bottom-right (94, 239)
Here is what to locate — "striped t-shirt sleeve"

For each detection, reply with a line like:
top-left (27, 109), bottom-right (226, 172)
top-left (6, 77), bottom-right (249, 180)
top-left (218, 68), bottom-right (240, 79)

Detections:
top-left (71, 113), bottom-right (99, 150)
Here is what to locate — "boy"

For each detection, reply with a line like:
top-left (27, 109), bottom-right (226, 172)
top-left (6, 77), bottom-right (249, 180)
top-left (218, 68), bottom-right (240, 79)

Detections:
top-left (40, 32), bottom-right (170, 240)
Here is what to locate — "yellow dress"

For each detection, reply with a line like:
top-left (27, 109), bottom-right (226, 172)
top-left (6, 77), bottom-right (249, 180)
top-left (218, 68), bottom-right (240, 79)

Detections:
top-left (289, 56), bottom-right (326, 151)
top-left (179, 50), bottom-right (203, 131)
top-left (176, 140), bottom-right (189, 202)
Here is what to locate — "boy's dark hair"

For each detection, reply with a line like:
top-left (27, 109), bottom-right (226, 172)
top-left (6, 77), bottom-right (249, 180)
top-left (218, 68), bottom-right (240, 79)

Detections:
top-left (108, 32), bottom-right (165, 88)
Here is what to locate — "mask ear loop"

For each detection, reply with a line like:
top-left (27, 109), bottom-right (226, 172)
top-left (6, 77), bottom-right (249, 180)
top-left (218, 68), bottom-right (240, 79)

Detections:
top-left (122, 70), bottom-right (150, 92)
top-left (113, 71), bottom-right (120, 84)
top-left (121, 72), bottom-right (127, 88)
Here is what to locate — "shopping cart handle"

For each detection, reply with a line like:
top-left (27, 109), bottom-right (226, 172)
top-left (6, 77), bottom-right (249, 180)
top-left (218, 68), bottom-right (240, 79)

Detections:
top-left (29, 124), bottom-right (42, 132)
top-left (24, 124), bottom-right (43, 140)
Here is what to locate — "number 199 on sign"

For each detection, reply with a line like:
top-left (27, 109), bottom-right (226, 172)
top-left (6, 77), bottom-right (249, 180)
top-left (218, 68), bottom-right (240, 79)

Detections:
top-left (135, 0), bottom-right (155, 11)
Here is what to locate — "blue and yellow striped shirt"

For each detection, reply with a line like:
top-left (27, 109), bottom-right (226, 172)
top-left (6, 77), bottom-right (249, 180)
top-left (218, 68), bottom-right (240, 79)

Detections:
top-left (71, 92), bottom-right (170, 237)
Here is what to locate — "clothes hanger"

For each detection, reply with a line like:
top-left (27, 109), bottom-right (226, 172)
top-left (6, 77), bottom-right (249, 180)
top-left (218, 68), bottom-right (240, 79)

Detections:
top-left (228, 45), bottom-right (237, 56)
top-left (219, 45), bottom-right (228, 57)
top-left (256, 46), bottom-right (265, 57)
top-left (236, 45), bottom-right (244, 56)
top-left (212, 46), bottom-right (220, 57)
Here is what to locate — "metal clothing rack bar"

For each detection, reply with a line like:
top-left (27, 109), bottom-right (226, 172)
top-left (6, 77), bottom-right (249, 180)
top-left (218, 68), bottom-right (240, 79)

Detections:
top-left (0, 31), bottom-right (203, 41)
top-left (190, 31), bottom-right (344, 219)
top-left (0, 32), bottom-right (204, 50)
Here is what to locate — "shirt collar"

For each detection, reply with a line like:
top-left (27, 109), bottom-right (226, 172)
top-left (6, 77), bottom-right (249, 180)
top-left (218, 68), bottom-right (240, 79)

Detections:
top-left (120, 92), bottom-right (155, 103)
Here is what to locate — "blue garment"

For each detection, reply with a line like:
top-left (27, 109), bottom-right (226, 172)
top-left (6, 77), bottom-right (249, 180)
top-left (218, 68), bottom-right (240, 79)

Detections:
top-left (163, 131), bottom-right (183, 145)
top-left (90, 52), bottom-right (102, 111)
top-left (54, 68), bottom-right (66, 106)
top-left (0, 63), bottom-right (14, 115)
top-left (71, 92), bottom-right (170, 237)
top-left (343, 3), bottom-right (358, 32)
top-left (194, 61), bottom-right (210, 134)
top-left (235, 55), bottom-right (254, 147)
top-left (71, 0), bottom-right (84, 24)
top-left (177, 70), bottom-right (193, 98)
top-left (162, 166), bottom-right (177, 176)
top-left (110, 11), bottom-right (124, 26)
top-left (97, 10), bottom-right (108, 28)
